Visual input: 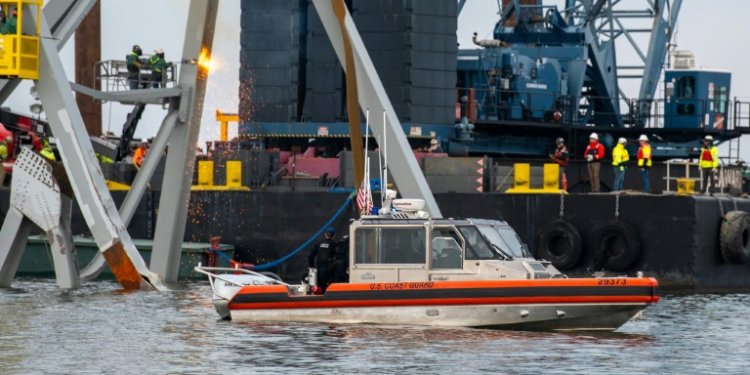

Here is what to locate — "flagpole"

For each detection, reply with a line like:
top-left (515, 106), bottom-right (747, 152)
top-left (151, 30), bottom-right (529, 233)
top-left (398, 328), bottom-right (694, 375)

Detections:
top-left (364, 109), bottom-right (371, 214)
top-left (364, 108), bottom-right (370, 156)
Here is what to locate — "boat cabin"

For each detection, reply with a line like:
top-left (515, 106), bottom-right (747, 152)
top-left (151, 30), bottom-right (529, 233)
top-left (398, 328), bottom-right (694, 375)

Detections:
top-left (348, 217), bottom-right (561, 283)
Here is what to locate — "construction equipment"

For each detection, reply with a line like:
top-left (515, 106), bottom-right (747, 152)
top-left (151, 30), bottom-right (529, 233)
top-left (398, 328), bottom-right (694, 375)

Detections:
top-left (215, 109), bottom-right (238, 142)
top-left (0, 0), bottom-right (218, 289)
top-left (0, 0), bottom-right (42, 79)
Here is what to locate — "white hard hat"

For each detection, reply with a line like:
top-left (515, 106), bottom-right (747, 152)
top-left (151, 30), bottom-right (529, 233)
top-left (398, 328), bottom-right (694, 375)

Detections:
top-left (141, 138), bottom-right (149, 144)
top-left (704, 135), bottom-right (714, 141)
top-left (154, 48), bottom-right (164, 54)
top-left (430, 139), bottom-right (438, 145)
top-left (638, 134), bottom-right (649, 142)
top-left (618, 137), bottom-right (627, 144)
top-left (589, 132), bottom-right (599, 140)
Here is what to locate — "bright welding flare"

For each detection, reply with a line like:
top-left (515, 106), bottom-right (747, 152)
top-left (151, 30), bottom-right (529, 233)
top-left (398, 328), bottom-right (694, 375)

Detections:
top-left (197, 48), bottom-right (213, 71)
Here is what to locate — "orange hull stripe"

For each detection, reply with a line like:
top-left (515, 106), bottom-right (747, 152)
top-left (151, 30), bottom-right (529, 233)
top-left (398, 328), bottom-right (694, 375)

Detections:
top-left (229, 295), bottom-right (658, 310)
top-left (236, 277), bottom-right (659, 295)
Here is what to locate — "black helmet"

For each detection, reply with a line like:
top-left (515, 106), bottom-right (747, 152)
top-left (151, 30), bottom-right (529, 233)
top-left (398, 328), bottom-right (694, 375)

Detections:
top-left (133, 44), bottom-right (142, 55)
top-left (555, 137), bottom-right (564, 145)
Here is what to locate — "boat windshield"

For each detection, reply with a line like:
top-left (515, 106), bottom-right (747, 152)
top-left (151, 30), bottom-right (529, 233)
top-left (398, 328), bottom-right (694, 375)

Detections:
top-left (476, 225), bottom-right (531, 259)
top-left (457, 226), bottom-right (497, 259)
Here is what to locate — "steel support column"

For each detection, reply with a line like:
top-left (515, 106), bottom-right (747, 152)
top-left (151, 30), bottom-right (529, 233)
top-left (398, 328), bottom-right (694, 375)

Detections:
top-left (80, 109), bottom-right (179, 281)
top-left (0, 209), bottom-right (33, 287)
top-left (47, 197), bottom-right (80, 289)
top-left (312, 0), bottom-right (442, 217)
top-left (150, 0), bottom-right (218, 282)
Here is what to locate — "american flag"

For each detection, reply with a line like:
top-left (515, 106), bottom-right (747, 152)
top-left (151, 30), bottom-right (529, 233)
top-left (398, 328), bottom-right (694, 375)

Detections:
top-left (356, 177), bottom-right (373, 215)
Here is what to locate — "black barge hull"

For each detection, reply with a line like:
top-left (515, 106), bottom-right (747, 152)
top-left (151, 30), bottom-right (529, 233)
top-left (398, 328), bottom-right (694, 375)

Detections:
top-left (1, 189), bottom-right (748, 292)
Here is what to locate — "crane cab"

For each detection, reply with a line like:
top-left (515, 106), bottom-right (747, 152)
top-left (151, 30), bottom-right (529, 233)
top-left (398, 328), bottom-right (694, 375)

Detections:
top-left (0, 0), bottom-right (42, 80)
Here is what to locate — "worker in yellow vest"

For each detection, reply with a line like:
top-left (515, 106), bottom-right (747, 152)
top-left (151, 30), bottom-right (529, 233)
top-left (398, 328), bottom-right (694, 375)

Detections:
top-left (40, 139), bottom-right (56, 161)
top-left (636, 135), bottom-right (652, 193)
top-left (0, 136), bottom-right (9, 162)
top-left (0, 136), bottom-right (10, 186)
top-left (612, 137), bottom-right (629, 191)
top-left (700, 135), bottom-right (719, 194)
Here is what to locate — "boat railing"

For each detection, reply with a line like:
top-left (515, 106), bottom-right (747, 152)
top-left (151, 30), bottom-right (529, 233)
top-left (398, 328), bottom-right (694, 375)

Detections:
top-left (194, 264), bottom-right (289, 288)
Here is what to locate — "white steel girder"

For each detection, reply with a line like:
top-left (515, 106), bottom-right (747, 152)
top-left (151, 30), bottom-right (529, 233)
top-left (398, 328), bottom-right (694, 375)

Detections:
top-left (311, 0), bottom-right (442, 218)
top-left (29, 4), bottom-right (164, 290)
top-left (149, 0), bottom-right (219, 282)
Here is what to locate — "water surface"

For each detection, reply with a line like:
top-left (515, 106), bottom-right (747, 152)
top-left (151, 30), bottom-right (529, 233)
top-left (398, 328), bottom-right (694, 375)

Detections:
top-left (1, 279), bottom-right (748, 374)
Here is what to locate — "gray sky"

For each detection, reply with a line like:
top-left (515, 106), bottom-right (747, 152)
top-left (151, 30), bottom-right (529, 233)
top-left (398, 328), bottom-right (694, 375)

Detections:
top-left (4, 0), bottom-right (749, 160)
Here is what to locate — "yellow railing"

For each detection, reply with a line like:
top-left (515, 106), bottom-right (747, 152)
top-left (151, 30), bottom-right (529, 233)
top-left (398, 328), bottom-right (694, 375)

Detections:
top-left (0, 0), bottom-right (42, 79)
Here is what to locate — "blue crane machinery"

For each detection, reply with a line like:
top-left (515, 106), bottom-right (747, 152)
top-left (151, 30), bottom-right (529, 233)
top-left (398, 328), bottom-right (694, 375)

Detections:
top-left (453, 0), bottom-right (749, 158)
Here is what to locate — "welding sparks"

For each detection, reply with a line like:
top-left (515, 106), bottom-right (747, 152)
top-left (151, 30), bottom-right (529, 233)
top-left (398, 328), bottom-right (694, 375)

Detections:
top-left (197, 48), bottom-right (215, 71)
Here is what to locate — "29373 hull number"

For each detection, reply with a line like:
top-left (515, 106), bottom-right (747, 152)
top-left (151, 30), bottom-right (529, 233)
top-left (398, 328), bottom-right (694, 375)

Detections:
top-left (597, 278), bottom-right (627, 286)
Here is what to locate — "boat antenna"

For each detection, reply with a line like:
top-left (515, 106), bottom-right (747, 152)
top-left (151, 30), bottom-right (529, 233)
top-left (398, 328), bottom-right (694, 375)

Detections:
top-left (381, 109), bottom-right (388, 209)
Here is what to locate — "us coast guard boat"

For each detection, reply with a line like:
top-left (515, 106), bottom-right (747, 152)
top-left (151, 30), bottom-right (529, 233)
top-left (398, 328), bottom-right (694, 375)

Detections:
top-left (196, 199), bottom-right (659, 331)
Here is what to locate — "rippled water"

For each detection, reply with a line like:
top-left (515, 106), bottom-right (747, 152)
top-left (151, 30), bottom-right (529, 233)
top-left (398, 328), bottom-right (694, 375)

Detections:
top-left (1, 279), bottom-right (749, 375)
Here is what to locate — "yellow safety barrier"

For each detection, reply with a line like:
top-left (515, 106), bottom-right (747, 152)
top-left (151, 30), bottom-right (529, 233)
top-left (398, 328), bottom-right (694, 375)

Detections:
top-left (106, 180), bottom-right (131, 191)
top-left (226, 160), bottom-right (242, 188)
top-left (506, 163), bottom-right (565, 194)
top-left (197, 160), bottom-right (214, 186)
top-left (0, 1), bottom-right (42, 80)
top-left (676, 178), bottom-right (696, 195)
top-left (543, 163), bottom-right (560, 190)
top-left (191, 159), bottom-right (250, 191)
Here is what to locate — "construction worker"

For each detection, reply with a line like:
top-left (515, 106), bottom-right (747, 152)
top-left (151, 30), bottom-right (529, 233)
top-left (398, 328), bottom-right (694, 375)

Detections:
top-left (133, 138), bottom-right (149, 168)
top-left (637, 135), bottom-right (652, 193)
top-left (39, 139), bottom-right (55, 161)
top-left (0, 136), bottom-right (8, 186)
top-left (612, 137), bottom-right (629, 191)
top-left (700, 135), bottom-right (719, 194)
top-left (549, 137), bottom-right (569, 191)
top-left (148, 48), bottom-right (168, 88)
top-left (308, 227), bottom-right (337, 292)
top-left (584, 132), bottom-right (605, 192)
top-left (96, 153), bottom-right (113, 164)
top-left (0, 136), bottom-right (9, 161)
top-left (0, 8), bottom-right (17, 34)
top-left (126, 45), bottom-right (143, 89)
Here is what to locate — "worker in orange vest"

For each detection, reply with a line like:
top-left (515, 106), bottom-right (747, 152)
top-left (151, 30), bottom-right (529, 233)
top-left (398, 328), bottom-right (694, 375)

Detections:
top-left (636, 135), bottom-right (652, 193)
top-left (699, 135), bottom-right (719, 194)
top-left (133, 138), bottom-right (149, 168)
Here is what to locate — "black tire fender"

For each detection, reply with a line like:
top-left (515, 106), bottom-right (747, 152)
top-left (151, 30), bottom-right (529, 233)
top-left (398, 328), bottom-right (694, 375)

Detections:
top-left (590, 220), bottom-right (641, 272)
top-left (719, 211), bottom-right (750, 264)
top-left (534, 220), bottom-right (583, 271)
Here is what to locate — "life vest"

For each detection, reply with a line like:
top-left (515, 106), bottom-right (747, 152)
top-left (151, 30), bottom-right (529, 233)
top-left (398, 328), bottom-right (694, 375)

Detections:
top-left (133, 146), bottom-right (147, 167)
top-left (637, 144), bottom-right (652, 167)
top-left (699, 146), bottom-right (718, 169)
top-left (554, 146), bottom-right (569, 167)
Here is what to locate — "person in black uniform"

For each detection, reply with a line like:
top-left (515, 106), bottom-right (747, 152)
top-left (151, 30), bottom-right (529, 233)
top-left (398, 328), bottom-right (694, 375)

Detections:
top-left (331, 235), bottom-right (349, 284)
top-left (308, 227), bottom-right (337, 291)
